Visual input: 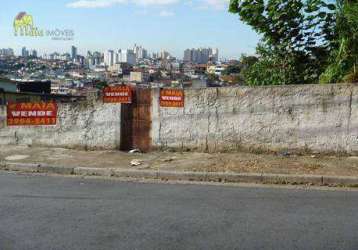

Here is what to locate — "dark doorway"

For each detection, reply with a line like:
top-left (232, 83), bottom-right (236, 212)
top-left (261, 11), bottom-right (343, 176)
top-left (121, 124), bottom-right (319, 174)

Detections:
top-left (120, 87), bottom-right (152, 152)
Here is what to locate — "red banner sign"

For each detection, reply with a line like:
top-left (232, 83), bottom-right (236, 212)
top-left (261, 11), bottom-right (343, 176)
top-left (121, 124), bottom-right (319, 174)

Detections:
top-left (160, 89), bottom-right (184, 107)
top-left (7, 102), bottom-right (58, 126)
top-left (103, 86), bottom-right (132, 103)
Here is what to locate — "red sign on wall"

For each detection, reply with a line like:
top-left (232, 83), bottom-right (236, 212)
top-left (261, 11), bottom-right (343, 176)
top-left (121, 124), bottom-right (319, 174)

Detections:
top-left (103, 86), bottom-right (132, 103)
top-left (7, 102), bottom-right (58, 126)
top-left (160, 89), bottom-right (184, 108)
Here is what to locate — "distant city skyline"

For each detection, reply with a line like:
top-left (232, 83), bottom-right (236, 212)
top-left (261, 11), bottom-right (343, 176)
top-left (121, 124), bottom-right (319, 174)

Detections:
top-left (13, 45), bottom-right (220, 63)
top-left (0, 0), bottom-right (260, 59)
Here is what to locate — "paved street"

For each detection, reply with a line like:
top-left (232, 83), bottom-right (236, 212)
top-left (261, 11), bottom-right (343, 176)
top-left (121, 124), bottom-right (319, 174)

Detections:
top-left (0, 172), bottom-right (358, 250)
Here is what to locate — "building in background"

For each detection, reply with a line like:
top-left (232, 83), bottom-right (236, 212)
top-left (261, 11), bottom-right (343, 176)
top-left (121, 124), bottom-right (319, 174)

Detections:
top-left (30, 50), bottom-right (38, 58)
top-left (183, 48), bottom-right (219, 64)
top-left (183, 49), bottom-right (192, 62)
top-left (133, 44), bottom-right (148, 61)
top-left (61, 53), bottom-right (71, 61)
top-left (116, 49), bottom-right (136, 65)
top-left (211, 48), bottom-right (219, 62)
top-left (130, 71), bottom-right (149, 83)
top-left (0, 48), bottom-right (14, 57)
top-left (104, 50), bottom-right (114, 67)
top-left (207, 64), bottom-right (227, 76)
top-left (71, 46), bottom-right (78, 60)
top-left (87, 51), bottom-right (102, 67)
top-left (21, 47), bottom-right (29, 58)
top-left (160, 50), bottom-right (171, 60)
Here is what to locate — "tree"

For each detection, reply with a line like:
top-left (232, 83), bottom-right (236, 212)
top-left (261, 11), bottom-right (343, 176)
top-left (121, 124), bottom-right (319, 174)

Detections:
top-left (223, 64), bottom-right (242, 75)
top-left (240, 55), bottom-right (258, 70)
top-left (320, 1), bottom-right (358, 83)
top-left (229, 0), bottom-right (336, 85)
top-left (207, 74), bottom-right (220, 84)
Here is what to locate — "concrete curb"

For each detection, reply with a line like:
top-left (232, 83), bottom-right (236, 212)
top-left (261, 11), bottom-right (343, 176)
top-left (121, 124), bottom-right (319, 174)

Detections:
top-left (74, 167), bottom-right (113, 177)
top-left (2, 162), bottom-right (358, 187)
top-left (322, 176), bottom-right (358, 187)
top-left (3, 162), bottom-right (40, 173)
top-left (38, 164), bottom-right (74, 175)
top-left (261, 174), bottom-right (323, 185)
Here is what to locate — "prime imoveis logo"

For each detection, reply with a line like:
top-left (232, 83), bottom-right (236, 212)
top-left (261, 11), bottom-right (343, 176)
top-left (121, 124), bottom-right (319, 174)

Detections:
top-left (13, 11), bottom-right (74, 41)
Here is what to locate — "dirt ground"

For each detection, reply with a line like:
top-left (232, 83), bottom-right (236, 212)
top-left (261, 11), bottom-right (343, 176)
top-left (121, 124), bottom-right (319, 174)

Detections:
top-left (1, 145), bottom-right (358, 177)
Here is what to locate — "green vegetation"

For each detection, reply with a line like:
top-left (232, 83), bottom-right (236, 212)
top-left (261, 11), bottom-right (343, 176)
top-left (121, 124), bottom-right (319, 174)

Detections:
top-left (207, 73), bottom-right (220, 84)
top-left (320, 1), bottom-right (358, 83)
top-left (229, 0), bottom-right (357, 85)
top-left (222, 64), bottom-right (241, 75)
top-left (94, 81), bottom-right (108, 90)
top-left (221, 55), bottom-right (258, 84)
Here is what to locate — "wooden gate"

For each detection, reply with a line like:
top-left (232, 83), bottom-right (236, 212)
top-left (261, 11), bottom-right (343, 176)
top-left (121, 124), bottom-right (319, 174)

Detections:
top-left (120, 87), bottom-right (152, 152)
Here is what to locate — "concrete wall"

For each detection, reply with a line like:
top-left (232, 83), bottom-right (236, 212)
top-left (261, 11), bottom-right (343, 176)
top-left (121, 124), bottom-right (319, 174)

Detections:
top-left (0, 84), bottom-right (357, 155)
top-left (0, 101), bottom-right (121, 150)
top-left (152, 85), bottom-right (358, 155)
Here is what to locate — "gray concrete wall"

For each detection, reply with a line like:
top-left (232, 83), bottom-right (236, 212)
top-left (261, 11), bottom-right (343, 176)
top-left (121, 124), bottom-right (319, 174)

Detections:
top-left (1, 85), bottom-right (357, 155)
top-left (152, 85), bottom-right (358, 155)
top-left (0, 102), bottom-right (121, 150)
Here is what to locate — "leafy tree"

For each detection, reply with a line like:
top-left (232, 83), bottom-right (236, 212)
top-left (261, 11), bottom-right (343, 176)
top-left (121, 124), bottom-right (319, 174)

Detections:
top-left (239, 54), bottom-right (258, 83)
top-left (229, 0), bottom-right (336, 85)
top-left (223, 64), bottom-right (242, 75)
top-left (320, 0), bottom-right (358, 83)
top-left (240, 55), bottom-right (258, 70)
top-left (207, 74), bottom-right (220, 84)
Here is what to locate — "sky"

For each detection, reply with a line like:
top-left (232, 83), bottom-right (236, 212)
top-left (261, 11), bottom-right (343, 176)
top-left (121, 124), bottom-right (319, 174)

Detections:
top-left (0, 0), bottom-right (260, 59)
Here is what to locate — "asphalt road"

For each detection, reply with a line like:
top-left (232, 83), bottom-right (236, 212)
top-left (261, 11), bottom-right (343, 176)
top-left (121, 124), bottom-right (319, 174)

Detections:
top-left (0, 172), bottom-right (358, 250)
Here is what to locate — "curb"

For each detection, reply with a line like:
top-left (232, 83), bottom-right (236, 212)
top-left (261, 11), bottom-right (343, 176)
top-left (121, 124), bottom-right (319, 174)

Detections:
top-left (2, 162), bottom-right (358, 187)
top-left (74, 167), bottom-right (113, 177)
top-left (39, 164), bottom-right (74, 175)
top-left (3, 162), bottom-right (40, 173)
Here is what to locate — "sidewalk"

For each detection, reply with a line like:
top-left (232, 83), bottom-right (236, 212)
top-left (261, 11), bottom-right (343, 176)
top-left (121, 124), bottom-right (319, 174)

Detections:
top-left (1, 145), bottom-right (358, 186)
